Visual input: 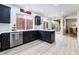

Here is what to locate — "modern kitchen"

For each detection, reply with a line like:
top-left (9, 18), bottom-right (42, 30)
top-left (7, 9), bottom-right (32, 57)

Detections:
top-left (0, 4), bottom-right (55, 51)
top-left (0, 4), bottom-right (79, 55)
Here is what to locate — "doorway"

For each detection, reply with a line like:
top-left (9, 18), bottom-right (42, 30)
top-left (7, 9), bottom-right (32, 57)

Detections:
top-left (51, 19), bottom-right (61, 32)
top-left (63, 18), bottom-right (77, 38)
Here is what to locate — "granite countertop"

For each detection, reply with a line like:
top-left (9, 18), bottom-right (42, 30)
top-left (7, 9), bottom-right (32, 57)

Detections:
top-left (0, 29), bottom-right (55, 34)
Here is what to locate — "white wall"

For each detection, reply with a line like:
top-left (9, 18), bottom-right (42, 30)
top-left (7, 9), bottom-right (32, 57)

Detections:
top-left (32, 13), bottom-right (45, 30)
top-left (0, 23), bottom-right (10, 32)
top-left (32, 13), bottom-right (52, 30)
top-left (0, 4), bottom-right (52, 31)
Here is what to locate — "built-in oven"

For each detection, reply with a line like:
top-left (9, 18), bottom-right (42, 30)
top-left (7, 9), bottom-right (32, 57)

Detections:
top-left (10, 32), bottom-right (23, 47)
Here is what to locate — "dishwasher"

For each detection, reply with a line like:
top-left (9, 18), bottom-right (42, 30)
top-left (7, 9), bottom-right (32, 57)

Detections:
top-left (10, 32), bottom-right (23, 48)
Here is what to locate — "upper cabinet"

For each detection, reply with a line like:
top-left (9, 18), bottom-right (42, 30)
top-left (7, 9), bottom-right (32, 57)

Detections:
top-left (35, 16), bottom-right (41, 25)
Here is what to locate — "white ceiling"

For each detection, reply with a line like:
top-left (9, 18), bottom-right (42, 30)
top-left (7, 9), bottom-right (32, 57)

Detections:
top-left (14, 4), bottom-right (79, 18)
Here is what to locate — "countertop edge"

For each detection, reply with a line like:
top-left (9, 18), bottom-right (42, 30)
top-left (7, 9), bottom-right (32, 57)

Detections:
top-left (0, 29), bottom-right (56, 34)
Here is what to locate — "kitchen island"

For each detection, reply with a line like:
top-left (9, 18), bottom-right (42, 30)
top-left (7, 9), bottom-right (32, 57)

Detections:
top-left (0, 29), bottom-right (55, 51)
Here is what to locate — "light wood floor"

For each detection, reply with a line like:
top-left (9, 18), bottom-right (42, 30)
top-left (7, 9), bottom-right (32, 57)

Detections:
top-left (0, 33), bottom-right (79, 55)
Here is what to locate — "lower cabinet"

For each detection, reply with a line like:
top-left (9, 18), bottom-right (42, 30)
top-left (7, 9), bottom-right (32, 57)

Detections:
top-left (23, 31), bottom-right (55, 44)
top-left (0, 30), bottom-right (55, 51)
top-left (23, 31), bottom-right (36, 44)
top-left (31, 31), bottom-right (38, 40)
top-left (40, 31), bottom-right (55, 43)
top-left (34, 31), bottom-right (41, 40)
top-left (1, 33), bottom-right (10, 51)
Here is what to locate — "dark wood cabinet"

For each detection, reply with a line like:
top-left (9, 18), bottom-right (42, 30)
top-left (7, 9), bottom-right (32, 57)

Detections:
top-left (34, 31), bottom-right (41, 40)
top-left (40, 31), bottom-right (55, 43)
top-left (23, 31), bottom-right (55, 44)
top-left (1, 33), bottom-right (10, 50)
top-left (23, 31), bottom-right (30, 43)
top-left (0, 30), bottom-right (55, 51)
top-left (35, 16), bottom-right (41, 25)
top-left (31, 31), bottom-right (37, 40)
top-left (23, 31), bottom-right (36, 44)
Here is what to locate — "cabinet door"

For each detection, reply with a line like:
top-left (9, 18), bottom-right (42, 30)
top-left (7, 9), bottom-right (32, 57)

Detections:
top-left (40, 31), bottom-right (51, 43)
top-left (30, 31), bottom-right (37, 41)
top-left (33, 31), bottom-right (41, 40)
top-left (1, 33), bottom-right (10, 50)
top-left (31, 31), bottom-right (38, 40)
top-left (23, 31), bottom-right (36, 44)
top-left (23, 31), bottom-right (31, 43)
